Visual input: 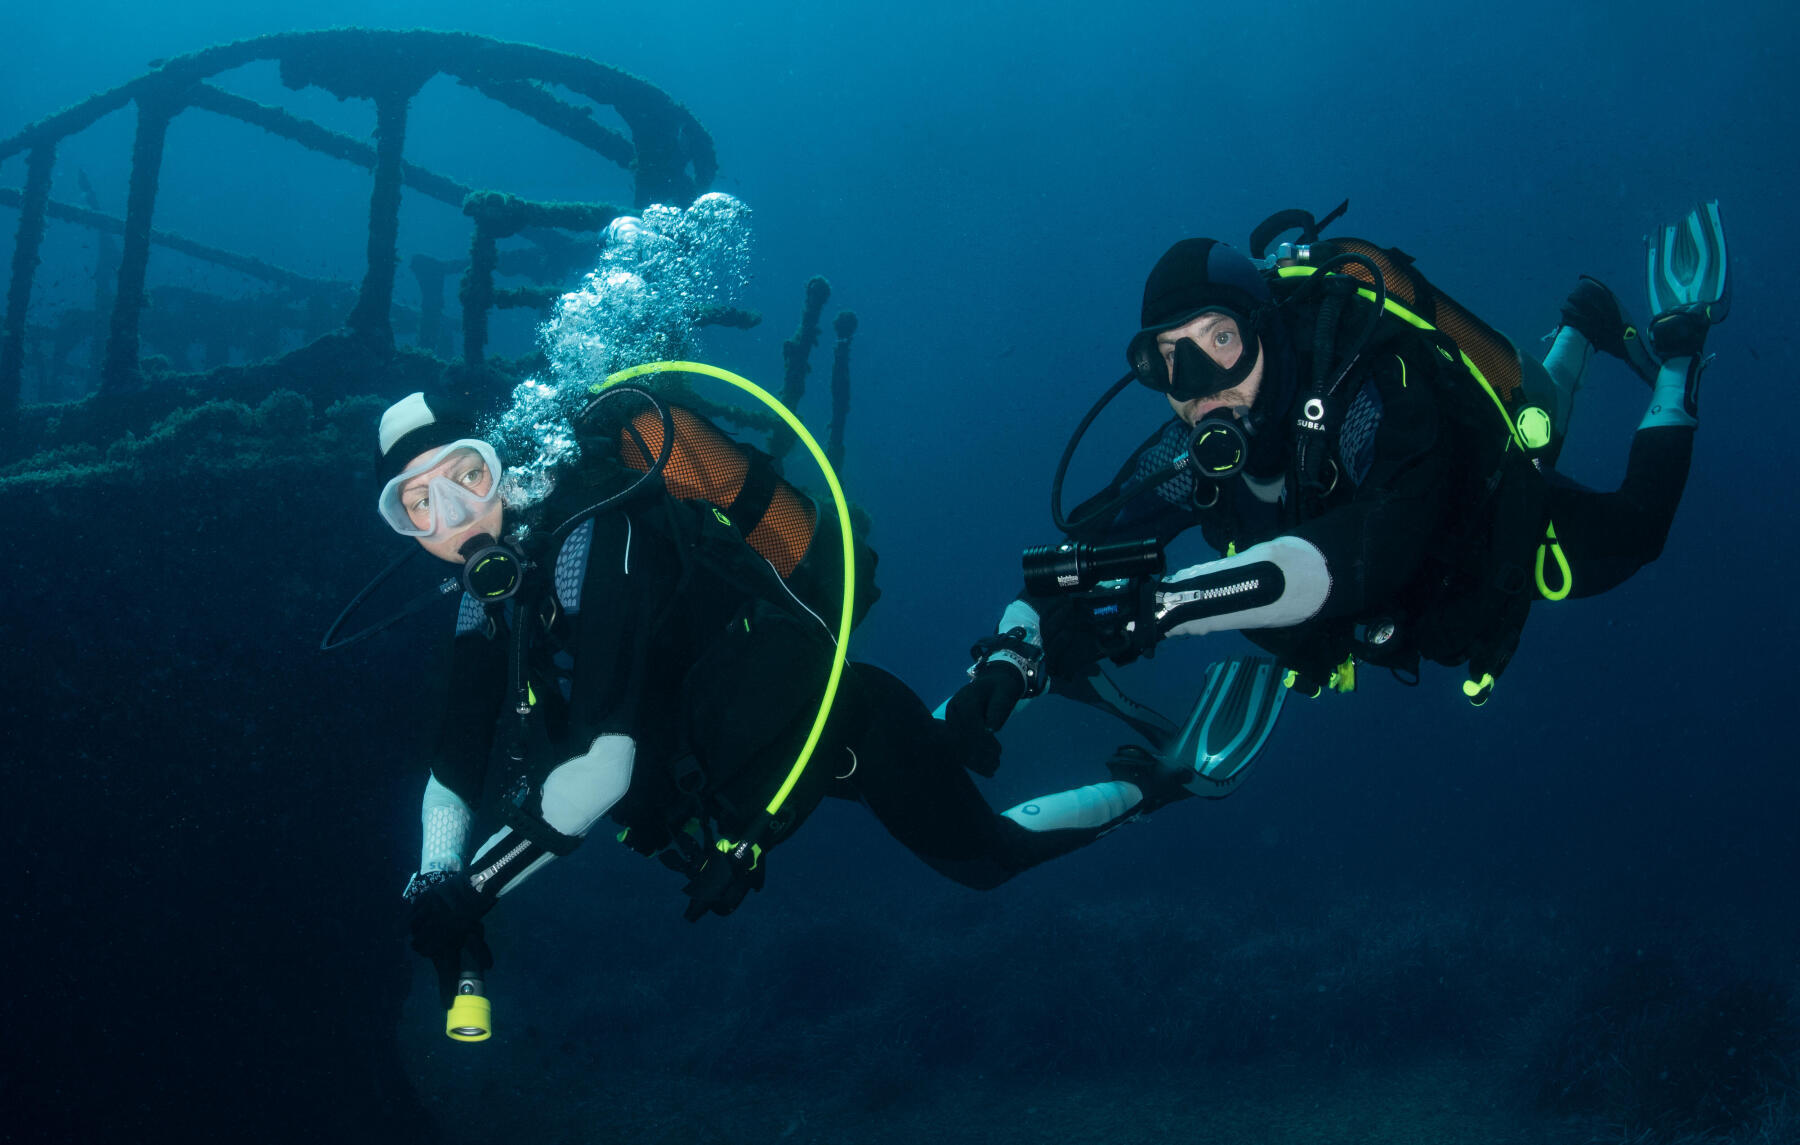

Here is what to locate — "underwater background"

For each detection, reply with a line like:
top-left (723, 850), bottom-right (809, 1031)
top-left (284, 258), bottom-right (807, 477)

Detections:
top-left (3, 1), bottom-right (1796, 1142)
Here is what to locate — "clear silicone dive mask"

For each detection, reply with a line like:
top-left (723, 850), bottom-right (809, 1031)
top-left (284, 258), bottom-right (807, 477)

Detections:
top-left (377, 439), bottom-right (503, 538)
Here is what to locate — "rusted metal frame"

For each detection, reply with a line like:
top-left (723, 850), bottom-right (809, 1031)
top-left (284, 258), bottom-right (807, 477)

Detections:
top-left (1, 144), bottom-right (57, 414)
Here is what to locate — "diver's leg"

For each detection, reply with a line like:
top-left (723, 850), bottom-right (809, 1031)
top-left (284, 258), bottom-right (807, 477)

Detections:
top-left (1541, 275), bottom-right (1663, 455)
top-left (1545, 427), bottom-right (1694, 597)
top-left (839, 665), bottom-right (1153, 890)
top-left (1540, 281), bottom-right (1715, 596)
top-left (1540, 326), bottom-right (1592, 446)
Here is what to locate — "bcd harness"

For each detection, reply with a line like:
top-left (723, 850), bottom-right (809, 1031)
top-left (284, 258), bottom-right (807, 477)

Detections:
top-left (1240, 207), bottom-right (1572, 705)
top-left (477, 363), bottom-right (864, 922)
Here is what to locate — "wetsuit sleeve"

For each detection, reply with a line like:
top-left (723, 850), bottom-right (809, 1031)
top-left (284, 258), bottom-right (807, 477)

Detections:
top-left (1157, 355), bottom-right (1452, 637)
top-left (412, 604), bottom-right (507, 875)
top-left (447, 511), bottom-right (679, 907)
top-left (1067, 418), bottom-right (1202, 546)
top-left (957, 418), bottom-right (1197, 690)
top-left (424, 612), bottom-right (507, 807)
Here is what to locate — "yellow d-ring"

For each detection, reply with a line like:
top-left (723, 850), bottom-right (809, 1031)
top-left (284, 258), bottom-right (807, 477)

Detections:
top-left (1535, 521), bottom-right (1572, 601)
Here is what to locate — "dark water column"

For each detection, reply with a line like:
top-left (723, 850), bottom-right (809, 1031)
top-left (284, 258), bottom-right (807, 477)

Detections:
top-left (345, 90), bottom-right (413, 352)
top-left (1, 143), bottom-right (57, 420)
top-left (102, 97), bottom-right (175, 393)
top-left (461, 224), bottom-right (497, 365)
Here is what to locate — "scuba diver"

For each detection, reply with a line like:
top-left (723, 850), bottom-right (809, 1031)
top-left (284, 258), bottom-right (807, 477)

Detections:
top-left (353, 369), bottom-right (1279, 1040)
top-left (944, 201), bottom-right (1730, 809)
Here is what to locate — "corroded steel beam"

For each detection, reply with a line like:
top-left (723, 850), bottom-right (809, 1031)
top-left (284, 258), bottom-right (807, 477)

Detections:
top-left (0, 187), bottom-right (340, 292)
top-left (185, 83), bottom-right (474, 210)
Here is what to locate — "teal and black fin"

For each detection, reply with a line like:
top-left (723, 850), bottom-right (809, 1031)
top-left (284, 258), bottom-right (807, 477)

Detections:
top-left (1647, 200), bottom-right (1730, 323)
top-left (1163, 655), bottom-right (1287, 799)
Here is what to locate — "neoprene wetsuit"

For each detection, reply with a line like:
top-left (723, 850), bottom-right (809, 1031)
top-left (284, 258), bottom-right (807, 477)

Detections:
top-left (1002, 309), bottom-right (1693, 686)
top-left (408, 412), bottom-right (1168, 926)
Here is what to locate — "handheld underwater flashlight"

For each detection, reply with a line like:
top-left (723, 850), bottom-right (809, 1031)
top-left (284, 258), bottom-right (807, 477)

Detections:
top-left (1022, 537), bottom-right (1165, 597)
top-left (446, 958), bottom-right (492, 1043)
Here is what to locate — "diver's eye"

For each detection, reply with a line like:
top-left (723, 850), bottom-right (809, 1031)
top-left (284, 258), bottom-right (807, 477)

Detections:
top-left (410, 493), bottom-right (431, 514)
top-left (1214, 329), bottom-right (1235, 348)
top-left (458, 463), bottom-right (486, 488)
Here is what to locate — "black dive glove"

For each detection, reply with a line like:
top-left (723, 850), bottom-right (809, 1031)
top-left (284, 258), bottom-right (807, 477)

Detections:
top-left (1038, 588), bottom-right (1158, 679)
top-left (947, 663), bottom-right (1027, 735)
top-left (406, 872), bottom-right (495, 1008)
top-left (948, 628), bottom-right (1044, 733)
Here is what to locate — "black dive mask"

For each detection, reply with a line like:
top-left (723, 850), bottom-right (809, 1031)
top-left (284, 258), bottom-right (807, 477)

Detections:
top-left (1126, 307), bottom-right (1262, 403)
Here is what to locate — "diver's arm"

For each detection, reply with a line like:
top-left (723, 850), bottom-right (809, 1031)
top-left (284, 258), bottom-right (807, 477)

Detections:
top-left (939, 598), bottom-right (1047, 735)
top-left (448, 734), bottom-right (636, 904)
top-left (1153, 534), bottom-right (1334, 637)
top-left (406, 514), bottom-right (654, 922)
top-left (408, 608), bottom-right (507, 882)
top-left (1157, 360), bottom-right (1451, 637)
top-left (1069, 418), bottom-right (1205, 545)
top-left (404, 733), bottom-right (635, 986)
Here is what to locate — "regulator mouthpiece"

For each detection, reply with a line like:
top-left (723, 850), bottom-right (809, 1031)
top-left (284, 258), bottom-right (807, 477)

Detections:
top-left (458, 535), bottom-right (524, 602)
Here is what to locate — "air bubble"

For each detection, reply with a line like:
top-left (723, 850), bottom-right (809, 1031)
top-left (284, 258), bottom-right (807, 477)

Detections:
top-left (482, 194), bottom-right (755, 508)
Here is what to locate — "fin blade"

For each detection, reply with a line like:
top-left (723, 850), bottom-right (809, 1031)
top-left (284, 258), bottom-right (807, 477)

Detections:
top-left (1163, 655), bottom-right (1288, 797)
top-left (1647, 200), bottom-right (1730, 319)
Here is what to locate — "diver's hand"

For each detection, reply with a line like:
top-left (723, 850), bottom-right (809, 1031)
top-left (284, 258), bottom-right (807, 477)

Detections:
top-left (407, 874), bottom-right (495, 1008)
top-left (408, 876), bottom-right (488, 961)
top-left (1038, 593), bottom-right (1149, 677)
top-left (947, 661), bottom-right (1027, 735)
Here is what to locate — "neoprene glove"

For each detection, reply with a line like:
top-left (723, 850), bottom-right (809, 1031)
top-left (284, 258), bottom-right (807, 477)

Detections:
top-left (1038, 595), bottom-right (1123, 679)
top-left (947, 661), bottom-right (1027, 735)
top-left (408, 875), bottom-right (494, 1006)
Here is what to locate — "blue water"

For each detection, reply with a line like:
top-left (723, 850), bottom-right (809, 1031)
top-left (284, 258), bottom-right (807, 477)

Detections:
top-left (3, 3), bottom-right (1795, 1142)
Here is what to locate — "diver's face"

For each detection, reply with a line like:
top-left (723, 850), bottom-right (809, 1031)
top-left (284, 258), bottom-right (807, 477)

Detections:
top-left (399, 446), bottom-right (505, 563)
top-left (1159, 312), bottom-right (1264, 426)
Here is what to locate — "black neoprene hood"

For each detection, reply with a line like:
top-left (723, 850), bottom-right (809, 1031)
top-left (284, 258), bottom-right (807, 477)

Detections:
top-left (1140, 238), bottom-right (1272, 329)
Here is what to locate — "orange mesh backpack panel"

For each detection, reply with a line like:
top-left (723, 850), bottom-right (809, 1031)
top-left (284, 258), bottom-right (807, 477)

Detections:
top-left (620, 405), bottom-right (818, 577)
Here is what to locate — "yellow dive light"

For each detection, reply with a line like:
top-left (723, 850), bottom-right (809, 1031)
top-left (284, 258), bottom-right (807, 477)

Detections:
top-left (446, 971), bottom-right (492, 1042)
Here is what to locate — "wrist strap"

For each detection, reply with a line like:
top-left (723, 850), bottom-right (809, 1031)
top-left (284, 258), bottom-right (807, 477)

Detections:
top-left (969, 627), bottom-right (1047, 697)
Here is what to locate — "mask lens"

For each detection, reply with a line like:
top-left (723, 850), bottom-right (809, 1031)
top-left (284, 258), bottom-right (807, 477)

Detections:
top-left (1127, 308), bottom-right (1259, 401)
top-left (379, 440), bottom-right (503, 538)
top-left (1127, 328), bottom-right (1170, 391)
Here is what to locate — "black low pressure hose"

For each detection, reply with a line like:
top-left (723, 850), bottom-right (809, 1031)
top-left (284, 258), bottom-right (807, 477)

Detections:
top-left (1310, 252), bottom-right (1387, 397)
top-left (501, 384), bottom-right (677, 761)
top-left (319, 548), bottom-right (461, 652)
top-left (1290, 251), bottom-right (1388, 506)
top-left (543, 384), bottom-right (677, 547)
top-left (1052, 371), bottom-right (1189, 536)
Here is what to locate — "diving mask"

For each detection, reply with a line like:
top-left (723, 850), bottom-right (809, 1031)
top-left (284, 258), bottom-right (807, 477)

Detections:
top-left (1126, 307), bottom-right (1262, 403)
top-left (377, 439), bottom-right (503, 538)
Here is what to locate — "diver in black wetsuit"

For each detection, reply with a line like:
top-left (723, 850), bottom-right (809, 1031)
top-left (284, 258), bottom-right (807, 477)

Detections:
top-left (375, 389), bottom-right (1166, 1015)
top-left (946, 206), bottom-right (1727, 808)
